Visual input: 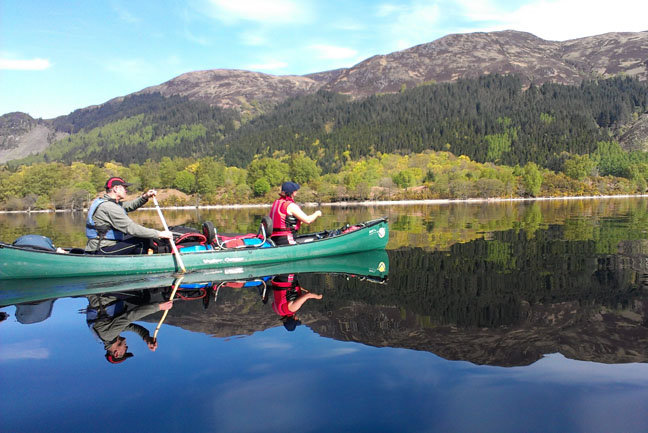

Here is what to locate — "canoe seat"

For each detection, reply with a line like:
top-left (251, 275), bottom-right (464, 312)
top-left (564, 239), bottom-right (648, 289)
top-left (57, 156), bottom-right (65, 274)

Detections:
top-left (212, 217), bottom-right (274, 249)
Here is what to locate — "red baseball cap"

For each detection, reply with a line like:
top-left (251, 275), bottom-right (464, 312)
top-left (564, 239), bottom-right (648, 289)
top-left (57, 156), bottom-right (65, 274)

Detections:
top-left (105, 177), bottom-right (133, 190)
top-left (105, 352), bottom-right (134, 364)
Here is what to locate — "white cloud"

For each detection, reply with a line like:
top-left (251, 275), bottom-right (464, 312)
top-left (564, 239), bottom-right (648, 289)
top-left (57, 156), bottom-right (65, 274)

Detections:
top-left (376, 3), bottom-right (406, 17)
top-left (185, 29), bottom-right (210, 46)
top-left (111, 2), bottom-right (139, 23)
top-left (246, 60), bottom-right (288, 72)
top-left (512, 0), bottom-right (648, 40)
top-left (312, 347), bottom-right (360, 358)
top-left (166, 55), bottom-right (182, 66)
top-left (0, 58), bottom-right (51, 71)
top-left (240, 32), bottom-right (268, 46)
top-left (251, 339), bottom-right (293, 350)
top-left (212, 372), bottom-right (318, 432)
top-left (205, 0), bottom-right (312, 24)
top-left (309, 44), bottom-right (358, 60)
top-left (106, 58), bottom-right (153, 77)
top-left (333, 20), bottom-right (366, 31)
top-left (456, 0), bottom-right (648, 41)
top-left (376, 2), bottom-right (442, 50)
top-left (0, 340), bottom-right (49, 360)
top-left (374, 0), bottom-right (648, 51)
top-left (499, 353), bottom-right (648, 385)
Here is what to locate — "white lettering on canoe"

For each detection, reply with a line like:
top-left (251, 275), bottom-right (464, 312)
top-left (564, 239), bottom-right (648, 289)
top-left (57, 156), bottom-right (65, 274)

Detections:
top-left (369, 227), bottom-right (386, 238)
top-left (203, 270), bottom-right (224, 275)
top-left (202, 257), bottom-right (245, 265)
top-left (225, 257), bottom-right (244, 263)
top-left (224, 267), bottom-right (244, 274)
top-left (202, 258), bottom-right (224, 264)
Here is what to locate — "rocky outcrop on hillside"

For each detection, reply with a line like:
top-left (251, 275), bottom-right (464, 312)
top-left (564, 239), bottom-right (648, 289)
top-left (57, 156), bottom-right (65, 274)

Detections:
top-left (137, 69), bottom-right (321, 112)
top-left (0, 112), bottom-right (65, 163)
top-left (560, 31), bottom-right (648, 82)
top-left (620, 114), bottom-right (648, 151)
top-left (0, 112), bottom-right (40, 150)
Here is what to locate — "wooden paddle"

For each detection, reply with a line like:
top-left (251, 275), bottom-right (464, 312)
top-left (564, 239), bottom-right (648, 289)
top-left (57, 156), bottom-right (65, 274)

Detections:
top-left (152, 196), bottom-right (186, 273)
top-left (153, 275), bottom-right (184, 339)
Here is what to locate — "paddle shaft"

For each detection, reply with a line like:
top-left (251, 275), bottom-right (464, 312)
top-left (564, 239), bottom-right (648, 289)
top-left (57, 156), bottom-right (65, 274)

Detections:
top-left (152, 196), bottom-right (186, 273)
top-left (153, 276), bottom-right (184, 339)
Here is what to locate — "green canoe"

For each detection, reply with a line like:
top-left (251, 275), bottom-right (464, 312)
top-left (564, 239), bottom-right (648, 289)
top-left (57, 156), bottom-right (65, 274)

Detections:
top-left (0, 249), bottom-right (389, 306)
top-left (0, 218), bottom-right (388, 279)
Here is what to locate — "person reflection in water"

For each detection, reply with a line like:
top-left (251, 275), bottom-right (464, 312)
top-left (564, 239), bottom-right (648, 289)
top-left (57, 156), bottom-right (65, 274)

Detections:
top-left (271, 274), bottom-right (322, 331)
top-left (85, 291), bottom-right (173, 364)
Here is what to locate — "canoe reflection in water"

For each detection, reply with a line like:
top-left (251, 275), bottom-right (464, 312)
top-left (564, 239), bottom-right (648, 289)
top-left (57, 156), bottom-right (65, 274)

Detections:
top-left (84, 290), bottom-right (174, 364)
top-left (1, 250), bottom-right (389, 362)
top-left (78, 271), bottom-right (328, 361)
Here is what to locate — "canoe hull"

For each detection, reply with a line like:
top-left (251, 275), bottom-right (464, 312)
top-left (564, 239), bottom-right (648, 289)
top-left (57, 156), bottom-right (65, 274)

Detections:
top-left (0, 219), bottom-right (388, 279)
top-left (0, 249), bottom-right (389, 306)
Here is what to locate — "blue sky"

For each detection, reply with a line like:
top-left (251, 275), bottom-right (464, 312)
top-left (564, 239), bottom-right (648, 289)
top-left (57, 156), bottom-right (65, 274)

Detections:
top-left (1, 0), bottom-right (646, 119)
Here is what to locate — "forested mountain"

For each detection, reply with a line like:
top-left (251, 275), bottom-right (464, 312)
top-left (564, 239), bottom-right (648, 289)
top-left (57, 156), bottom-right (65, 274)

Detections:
top-left (1, 29), bottom-right (647, 165)
top-left (15, 75), bottom-right (648, 174)
top-left (50, 92), bottom-right (237, 135)
top-left (32, 93), bottom-right (240, 164)
top-left (219, 75), bottom-right (648, 171)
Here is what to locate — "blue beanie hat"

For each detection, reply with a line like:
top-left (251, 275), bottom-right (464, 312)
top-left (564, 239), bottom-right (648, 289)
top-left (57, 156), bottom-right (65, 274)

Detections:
top-left (281, 181), bottom-right (300, 195)
top-left (283, 316), bottom-right (301, 331)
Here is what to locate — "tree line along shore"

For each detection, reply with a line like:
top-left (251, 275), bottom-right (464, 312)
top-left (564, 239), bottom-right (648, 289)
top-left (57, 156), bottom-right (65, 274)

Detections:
top-left (1, 146), bottom-right (646, 212)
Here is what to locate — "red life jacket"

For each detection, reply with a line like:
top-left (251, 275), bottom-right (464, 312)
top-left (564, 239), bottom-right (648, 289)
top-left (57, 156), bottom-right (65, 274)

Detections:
top-left (271, 275), bottom-right (301, 317)
top-left (269, 196), bottom-right (301, 239)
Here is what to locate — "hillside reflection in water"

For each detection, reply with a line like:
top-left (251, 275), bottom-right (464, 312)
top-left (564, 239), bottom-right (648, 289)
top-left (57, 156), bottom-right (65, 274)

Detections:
top-left (1, 198), bottom-right (648, 432)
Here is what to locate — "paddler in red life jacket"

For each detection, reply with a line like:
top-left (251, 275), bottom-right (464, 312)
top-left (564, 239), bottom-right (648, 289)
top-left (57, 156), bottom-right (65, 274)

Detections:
top-left (269, 181), bottom-right (322, 245)
top-left (85, 177), bottom-right (173, 255)
top-left (271, 274), bottom-right (323, 331)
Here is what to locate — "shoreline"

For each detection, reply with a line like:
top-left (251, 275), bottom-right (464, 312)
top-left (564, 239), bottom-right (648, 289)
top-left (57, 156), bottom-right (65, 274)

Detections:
top-left (1, 193), bottom-right (647, 214)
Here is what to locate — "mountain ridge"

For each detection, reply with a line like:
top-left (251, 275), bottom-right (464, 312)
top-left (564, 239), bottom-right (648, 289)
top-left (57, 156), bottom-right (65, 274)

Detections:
top-left (131, 29), bottom-right (648, 107)
top-left (2, 29), bottom-right (647, 163)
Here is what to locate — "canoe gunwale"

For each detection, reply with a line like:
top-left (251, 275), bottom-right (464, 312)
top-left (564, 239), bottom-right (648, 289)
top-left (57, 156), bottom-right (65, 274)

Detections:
top-left (0, 217), bottom-right (388, 256)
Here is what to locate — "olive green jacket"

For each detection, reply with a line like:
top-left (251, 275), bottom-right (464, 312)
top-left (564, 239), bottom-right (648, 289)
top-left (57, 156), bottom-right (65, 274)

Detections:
top-left (87, 294), bottom-right (160, 349)
top-left (85, 194), bottom-right (159, 252)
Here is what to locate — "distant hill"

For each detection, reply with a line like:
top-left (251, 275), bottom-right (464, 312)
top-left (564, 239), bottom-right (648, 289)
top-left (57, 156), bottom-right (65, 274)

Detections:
top-left (134, 30), bottom-right (648, 108)
top-left (320, 30), bottom-right (648, 97)
top-left (2, 29), bottom-right (647, 164)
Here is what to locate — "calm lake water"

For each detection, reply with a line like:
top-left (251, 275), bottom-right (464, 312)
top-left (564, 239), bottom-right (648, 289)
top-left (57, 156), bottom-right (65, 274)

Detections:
top-left (1, 198), bottom-right (648, 432)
